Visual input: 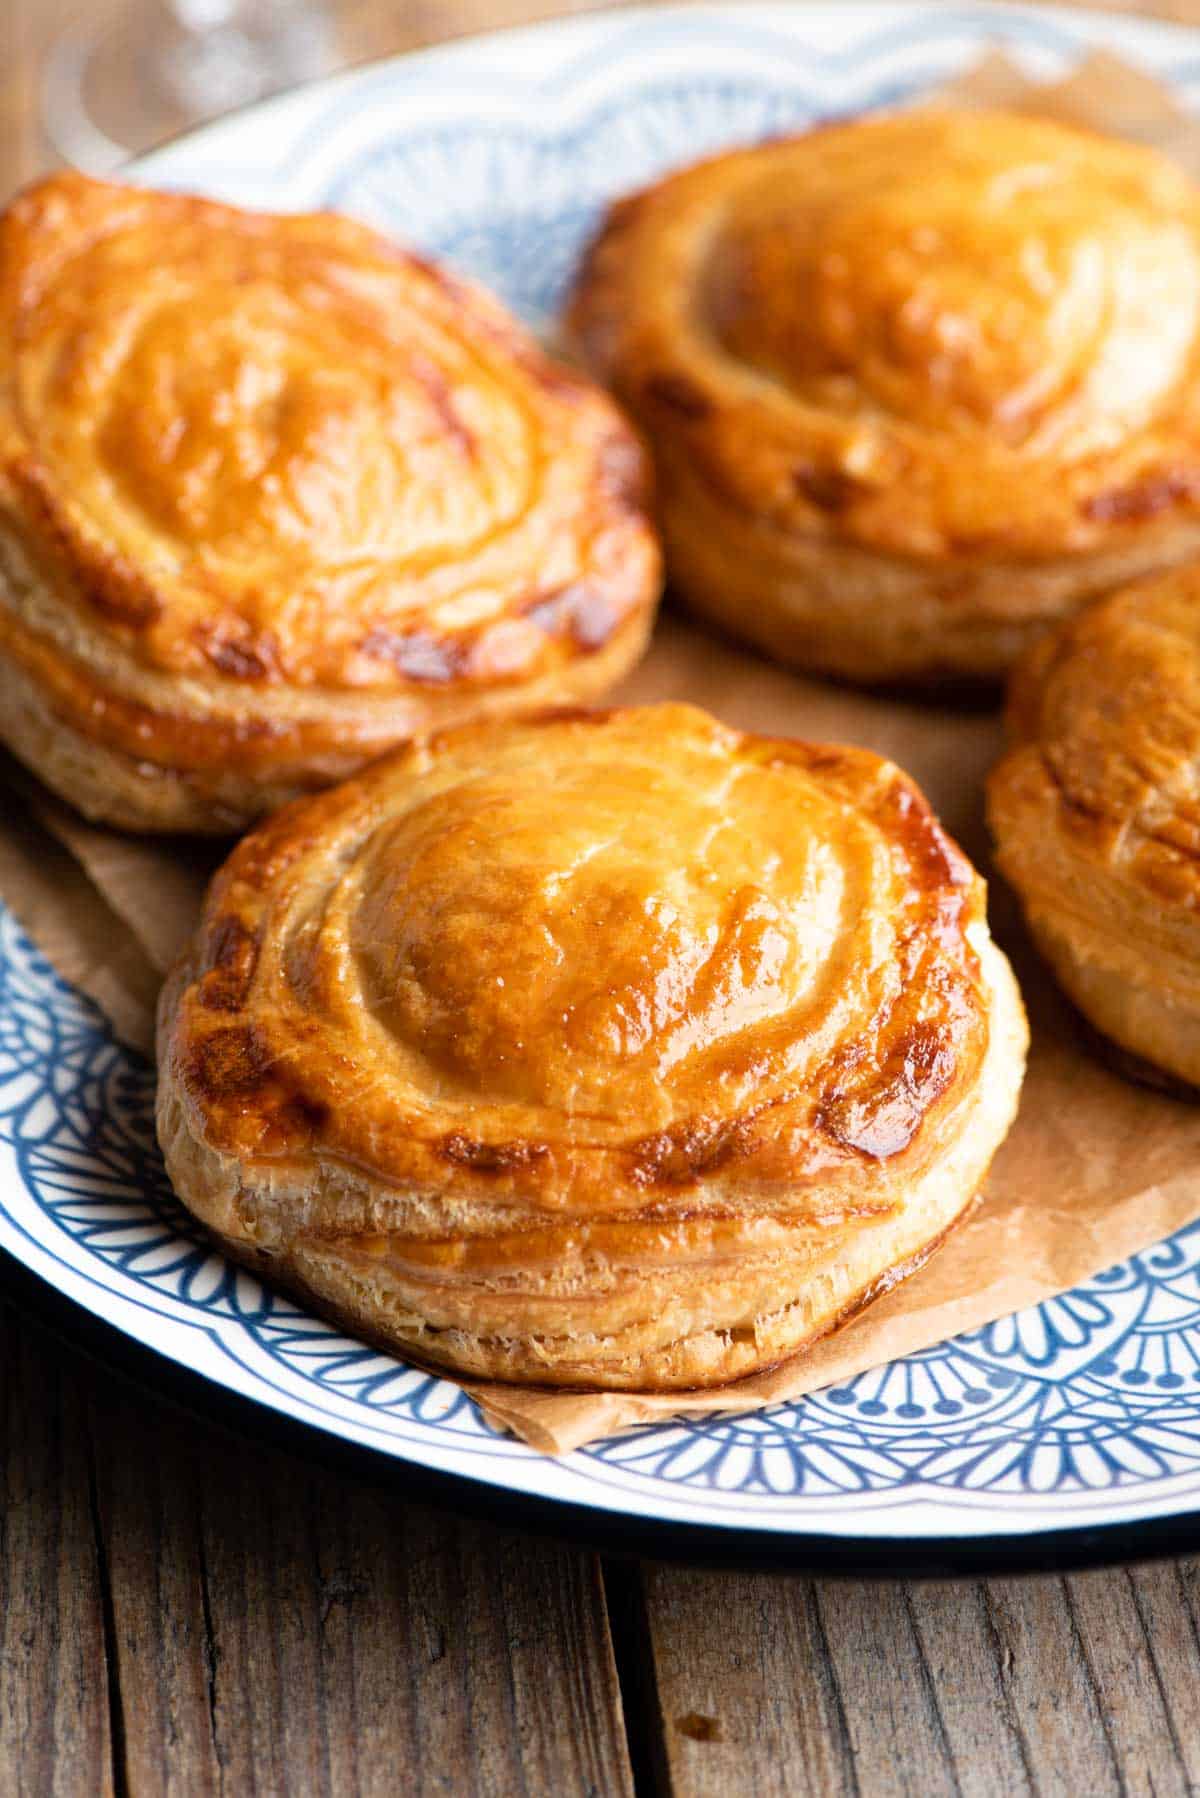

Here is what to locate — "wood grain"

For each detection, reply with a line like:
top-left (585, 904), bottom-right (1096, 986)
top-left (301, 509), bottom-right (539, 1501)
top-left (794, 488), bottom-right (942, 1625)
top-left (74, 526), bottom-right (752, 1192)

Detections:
top-left (636, 1563), bottom-right (1200, 1795)
top-left (85, 1372), bottom-right (632, 1797)
top-left (0, 1308), bottom-right (114, 1798)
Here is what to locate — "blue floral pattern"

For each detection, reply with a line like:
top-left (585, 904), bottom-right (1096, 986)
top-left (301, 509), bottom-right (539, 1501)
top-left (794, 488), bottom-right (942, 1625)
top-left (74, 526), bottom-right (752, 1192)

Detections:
top-left (9, 4), bottom-right (1200, 1539)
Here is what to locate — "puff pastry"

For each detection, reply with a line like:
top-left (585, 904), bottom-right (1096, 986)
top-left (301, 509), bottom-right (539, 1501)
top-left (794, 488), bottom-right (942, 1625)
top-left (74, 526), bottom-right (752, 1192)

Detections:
top-left (990, 565), bottom-right (1200, 1089)
top-left (157, 703), bottom-right (1027, 1392)
top-left (0, 173), bottom-right (660, 832)
top-left (567, 108), bottom-right (1200, 683)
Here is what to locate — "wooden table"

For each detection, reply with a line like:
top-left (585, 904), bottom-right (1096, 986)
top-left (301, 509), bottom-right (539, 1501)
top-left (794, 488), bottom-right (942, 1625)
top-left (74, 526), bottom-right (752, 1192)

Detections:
top-left (7, 3), bottom-right (1200, 1792)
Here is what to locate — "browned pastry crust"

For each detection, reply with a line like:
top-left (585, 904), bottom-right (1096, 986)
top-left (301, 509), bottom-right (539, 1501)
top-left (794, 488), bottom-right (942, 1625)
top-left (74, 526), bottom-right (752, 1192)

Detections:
top-left (566, 108), bottom-right (1200, 682)
top-left (0, 173), bottom-right (660, 831)
top-left (157, 703), bottom-right (1027, 1391)
top-left (990, 564), bottom-right (1200, 1089)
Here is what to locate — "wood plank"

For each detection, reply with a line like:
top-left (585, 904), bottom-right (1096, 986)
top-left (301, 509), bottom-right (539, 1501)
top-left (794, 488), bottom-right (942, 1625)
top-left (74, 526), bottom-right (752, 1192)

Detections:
top-left (87, 1375), bottom-right (633, 1798)
top-left (898, 1581), bottom-right (1032, 1793)
top-left (978, 1577), bottom-right (1121, 1796)
top-left (1132, 1559), bottom-right (1200, 1784)
top-left (87, 1378), bottom-right (221, 1797)
top-left (638, 1563), bottom-right (1200, 1797)
top-left (0, 1308), bottom-right (114, 1798)
top-left (635, 1566), bottom-right (856, 1797)
top-left (808, 1579), bottom-right (967, 1796)
top-left (1062, 1561), bottom-right (1200, 1793)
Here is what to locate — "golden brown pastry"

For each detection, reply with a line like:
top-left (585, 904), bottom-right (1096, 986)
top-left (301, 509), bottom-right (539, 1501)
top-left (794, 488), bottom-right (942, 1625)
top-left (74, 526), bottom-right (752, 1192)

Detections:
top-left (567, 108), bottom-right (1200, 684)
top-left (990, 564), bottom-right (1200, 1089)
top-left (157, 703), bottom-right (1027, 1392)
top-left (0, 173), bottom-right (660, 832)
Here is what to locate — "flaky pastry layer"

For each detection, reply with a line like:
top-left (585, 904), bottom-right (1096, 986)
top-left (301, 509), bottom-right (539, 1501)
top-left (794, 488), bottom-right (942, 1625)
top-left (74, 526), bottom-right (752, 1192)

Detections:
top-left (990, 564), bottom-right (1200, 1087)
top-left (0, 173), bottom-right (660, 829)
top-left (158, 703), bottom-right (1027, 1391)
top-left (567, 108), bottom-right (1200, 681)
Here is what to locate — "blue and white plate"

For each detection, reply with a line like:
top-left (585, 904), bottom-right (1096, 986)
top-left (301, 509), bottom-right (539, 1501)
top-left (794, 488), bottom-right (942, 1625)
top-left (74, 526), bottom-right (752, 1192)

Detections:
top-left (9, 2), bottom-right (1200, 1570)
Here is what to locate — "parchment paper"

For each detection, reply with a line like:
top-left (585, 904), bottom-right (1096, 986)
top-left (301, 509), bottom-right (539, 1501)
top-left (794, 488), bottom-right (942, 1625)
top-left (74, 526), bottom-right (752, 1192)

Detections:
top-left (6, 55), bottom-right (1200, 1454)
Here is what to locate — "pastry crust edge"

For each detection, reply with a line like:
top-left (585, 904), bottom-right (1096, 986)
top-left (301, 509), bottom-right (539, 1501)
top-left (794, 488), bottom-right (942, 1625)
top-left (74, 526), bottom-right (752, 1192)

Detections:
top-left (155, 933), bottom-right (1027, 1393)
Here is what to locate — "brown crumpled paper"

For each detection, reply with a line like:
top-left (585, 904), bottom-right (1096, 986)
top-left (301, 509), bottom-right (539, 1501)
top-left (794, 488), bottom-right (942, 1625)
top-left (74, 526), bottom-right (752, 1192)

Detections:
top-left (7, 55), bottom-right (1200, 1455)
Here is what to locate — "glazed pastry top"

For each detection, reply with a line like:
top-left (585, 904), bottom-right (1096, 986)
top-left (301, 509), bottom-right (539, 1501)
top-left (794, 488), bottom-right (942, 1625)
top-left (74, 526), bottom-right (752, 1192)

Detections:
top-left (0, 171), bottom-right (657, 693)
top-left (163, 703), bottom-right (994, 1219)
top-left (568, 108), bottom-right (1200, 559)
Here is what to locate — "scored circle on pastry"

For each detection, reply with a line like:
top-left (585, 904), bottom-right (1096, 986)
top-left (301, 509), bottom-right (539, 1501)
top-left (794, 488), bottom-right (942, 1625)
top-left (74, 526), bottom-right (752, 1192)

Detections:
top-left (157, 704), bottom-right (1027, 1392)
top-left (0, 173), bottom-right (660, 831)
top-left (990, 564), bottom-right (1200, 1091)
top-left (566, 108), bottom-right (1200, 682)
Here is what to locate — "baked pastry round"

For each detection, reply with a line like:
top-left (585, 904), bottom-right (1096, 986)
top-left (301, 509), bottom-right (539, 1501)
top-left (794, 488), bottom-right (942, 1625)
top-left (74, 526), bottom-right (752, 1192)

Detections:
top-left (157, 703), bottom-right (1027, 1392)
top-left (566, 108), bottom-right (1200, 683)
top-left (990, 564), bottom-right (1200, 1089)
top-left (0, 173), bottom-right (660, 832)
